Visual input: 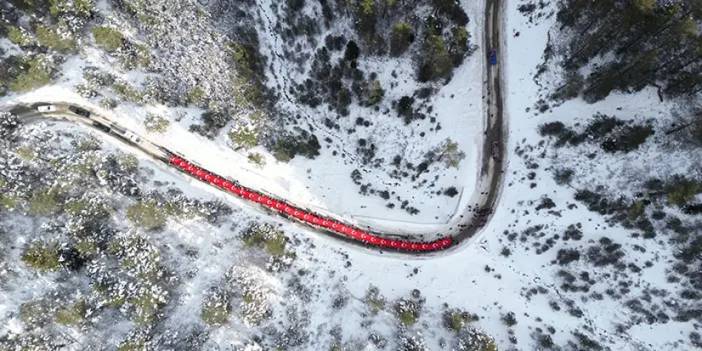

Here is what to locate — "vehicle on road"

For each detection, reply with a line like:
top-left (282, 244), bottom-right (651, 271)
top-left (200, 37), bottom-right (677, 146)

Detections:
top-left (68, 106), bottom-right (91, 118)
top-left (91, 122), bottom-right (110, 133)
top-left (489, 49), bottom-right (497, 65)
top-left (124, 131), bottom-right (141, 144)
top-left (36, 104), bottom-right (56, 113)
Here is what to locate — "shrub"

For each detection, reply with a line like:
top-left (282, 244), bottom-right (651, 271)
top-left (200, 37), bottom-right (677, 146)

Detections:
top-left (9, 56), bottom-right (52, 92)
top-left (35, 25), bottom-right (75, 52)
top-left (193, 110), bottom-right (230, 137)
top-left (287, 0), bottom-right (305, 11)
top-left (553, 168), bottom-right (574, 185)
top-left (242, 224), bottom-right (287, 256)
top-left (557, 248), bottom-right (581, 265)
top-left (364, 286), bottom-right (385, 315)
top-left (354, 0), bottom-right (377, 37)
top-left (127, 199), bottom-right (168, 230)
top-left (49, 0), bottom-right (93, 16)
top-left (73, 0), bottom-right (94, 16)
top-left (435, 138), bottom-right (465, 168)
top-left (690, 112), bottom-right (702, 145)
top-left (344, 40), bottom-right (360, 61)
top-left (201, 290), bottom-right (231, 326)
top-left (442, 309), bottom-right (476, 332)
top-left (397, 96), bottom-right (414, 122)
top-left (112, 82), bottom-right (144, 103)
top-left (22, 240), bottom-right (61, 271)
top-left (364, 80), bottom-right (384, 106)
top-left (247, 153), bottom-right (265, 167)
top-left (186, 86), bottom-right (206, 105)
top-left (552, 70), bottom-right (585, 100)
top-left (7, 26), bottom-right (31, 46)
top-left (131, 286), bottom-right (167, 325)
top-left (433, 0), bottom-right (469, 25)
top-left (272, 132), bottom-right (321, 161)
top-left (28, 188), bottom-right (61, 216)
top-left (0, 194), bottom-right (18, 210)
top-left (390, 22), bottom-right (413, 56)
top-left (229, 41), bottom-right (266, 107)
top-left (539, 121), bottom-right (566, 136)
top-left (117, 339), bottom-right (145, 351)
top-left (501, 311), bottom-right (517, 327)
top-left (394, 299), bottom-right (421, 326)
top-left (665, 176), bottom-right (702, 207)
top-left (55, 300), bottom-right (87, 326)
top-left (16, 146), bottom-right (35, 160)
top-left (600, 124), bottom-right (654, 153)
top-left (418, 34), bottom-right (453, 82)
top-left (144, 113), bottom-right (169, 133)
top-left (449, 26), bottom-right (470, 65)
top-left (92, 26), bottom-right (124, 52)
top-left (228, 126), bottom-right (259, 149)
top-left (19, 300), bottom-right (52, 327)
top-left (0, 112), bottom-right (20, 137)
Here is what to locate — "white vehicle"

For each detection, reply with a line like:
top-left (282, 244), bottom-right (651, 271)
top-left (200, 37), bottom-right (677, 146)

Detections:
top-left (36, 104), bottom-right (56, 113)
top-left (125, 132), bottom-right (141, 144)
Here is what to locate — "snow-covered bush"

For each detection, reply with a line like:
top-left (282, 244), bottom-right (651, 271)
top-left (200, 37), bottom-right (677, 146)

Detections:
top-left (126, 199), bottom-right (168, 230)
top-left (0, 112), bottom-right (19, 138)
top-left (21, 240), bottom-right (61, 272)
top-left (201, 289), bottom-right (231, 326)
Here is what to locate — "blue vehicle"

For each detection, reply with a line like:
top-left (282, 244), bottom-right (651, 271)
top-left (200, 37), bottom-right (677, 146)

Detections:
top-left (489, 49), bottom-right (497, 65)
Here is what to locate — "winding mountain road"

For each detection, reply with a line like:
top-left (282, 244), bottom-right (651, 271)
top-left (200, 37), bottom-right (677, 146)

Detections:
top-left (2, 0), bottom-right (506, 254)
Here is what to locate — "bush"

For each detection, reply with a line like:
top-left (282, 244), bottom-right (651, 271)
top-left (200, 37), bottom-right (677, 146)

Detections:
top-left (22, 240), bottom-right (61, 271)
top-left (553, 168), bottom-right (574, 185)
top-left (144, 113), bottom-right (169, 133)
top-left (600, 124), bottom-right (654, 153)
top-left (365, 286), bottom-right (385, 315)
top-left (193, 110), bottom-right (230, 137)
top-left (229, 41), bottom-right (266, 107)
top-left (390, 22), bottom-right (414, 56)
top-left (6, 26), bottom-right (31, 46)
top-left (247, 152), bottom-right (265, 167)
top-left (364, 80), bottom-right (385, 106)
top-left (501, 311), bottom-right (517, 327)
top-left (35, 25), bottom-right (75, 52)
top-left (449, 26), bottom-right (470, 65)
top-left (272, 132), bottom-right (321, 161)
top-left (19, 300), bottom-right (52, 327)
top-left (49, 0), bottom-right (94, 17)
top-left (112, 82), bottom-right (144, 103)
top-left (242, 224), bottom-right (287, 256)
top-left (442, 309), bottom-right (477, 332)
top-left (434, 138), bottom-right (465, 168)
top-left (0, 112), bottom-right (20, 137)
top-left (418, 34), bottom-right (453, 82)
top-left (397, 96), bottom-right (414, 122)
top-left (201, 290), bottom-right (231, 326)
top-left (9, 56), bottom-right (52, 92)
top-left (55, 300), bottom-right (87, 326)
top-left (127, 199), bottom-right (168, 230)
top-left (28, 188), bottom-right (61, 216)
top-left (186, 86), bottom-right (206, 105)
top-left (539, 121), bottom-right (566, 136)
top-left (228, 126), bottom-right (259, 149)
top-left (92, 26), bottom-right (124, 52)
top-left (394, 299), bottom-right (421, 326)
top-left (354, 0), bottom-right (377, 37)
top-left (344, 41), bottom-right (360, 61)
top-left (665, 176), bottom-right (702, 207)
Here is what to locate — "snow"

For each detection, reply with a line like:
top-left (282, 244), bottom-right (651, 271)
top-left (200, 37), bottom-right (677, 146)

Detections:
top-left (1, 0), bottom-right (699, 349)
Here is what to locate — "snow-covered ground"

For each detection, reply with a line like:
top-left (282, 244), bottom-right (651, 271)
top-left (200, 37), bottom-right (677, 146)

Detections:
top-left (1, 0), bottom-right (699, 349)
top-left (2, 1), bottom-right (489, 239)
